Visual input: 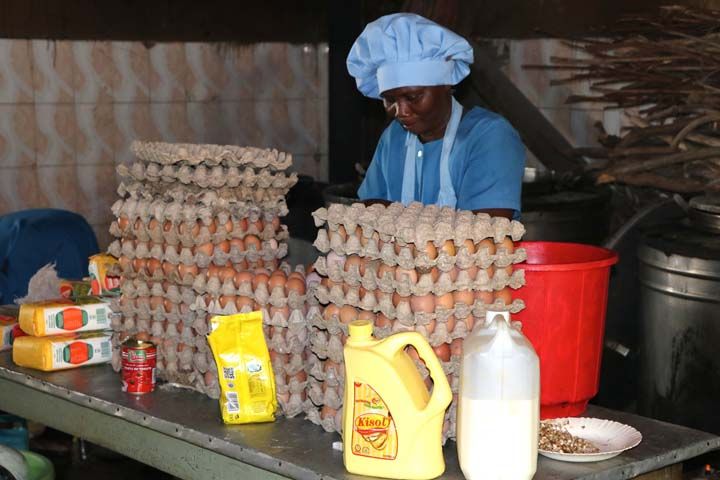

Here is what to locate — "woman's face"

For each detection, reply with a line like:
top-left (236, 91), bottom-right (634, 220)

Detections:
top-left (381, 85), bottom-right (452, 141)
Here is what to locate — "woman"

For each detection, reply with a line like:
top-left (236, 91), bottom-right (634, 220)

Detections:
top-left (347, 13), bottom-right (525, 219)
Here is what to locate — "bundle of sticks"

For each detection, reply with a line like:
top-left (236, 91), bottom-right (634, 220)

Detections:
top-left (529, 5), bottom-right (720, 193)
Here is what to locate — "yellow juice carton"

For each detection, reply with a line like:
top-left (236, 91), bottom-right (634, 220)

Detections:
top-left (207, 311), bottom-right (277, 424)
top-left (13, 331), bottom-right (112, 371)
top-left (19, 298), bottom-right (111, 336)
top-left (343, 320), bottom-right (451, 480)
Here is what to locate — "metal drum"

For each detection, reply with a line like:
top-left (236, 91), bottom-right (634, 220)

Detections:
top-left (638, 196), bottom-right (720, 433)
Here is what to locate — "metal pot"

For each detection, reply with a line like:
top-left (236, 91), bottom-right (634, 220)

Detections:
top-left (638, 196), bottom-right (720, 433)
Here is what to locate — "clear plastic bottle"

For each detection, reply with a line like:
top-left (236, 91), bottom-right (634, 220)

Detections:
top-left (457, 311), bottom-right (540, 480)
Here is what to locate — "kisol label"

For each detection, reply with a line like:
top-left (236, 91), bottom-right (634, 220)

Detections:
top-left (351, 381), bottom-right (398, 460)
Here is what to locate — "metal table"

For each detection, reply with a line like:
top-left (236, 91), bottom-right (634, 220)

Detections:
top-left (0, 352), bottom-right (717, 480)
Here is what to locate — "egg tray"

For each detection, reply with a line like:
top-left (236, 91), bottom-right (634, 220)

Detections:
top-left (308, 306), bottom-right (492, 350)
top-left (314, 230), bottom-right (524, 272)
top-left (130, 140), bottom-right (293, 171)
top-left (313, 288), bottom-right (524, 328)
top-left (313, 203), bottom-right (525, 246)
top-left (314, 257), bottom-right (524, 296)
top-left (112, 198), bottom-right (288, 233)
top-left (119, 272), bottom-right (314, 310)
top-left (118, 161), bottom-right (299, 192)
top-left (110, 217), bottom-right (285, 245)
top-left (110, 237), bottom-right (287, 266)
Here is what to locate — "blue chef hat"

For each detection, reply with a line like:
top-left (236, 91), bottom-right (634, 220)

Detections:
top-left (347, 13), bottom-right (473, 99)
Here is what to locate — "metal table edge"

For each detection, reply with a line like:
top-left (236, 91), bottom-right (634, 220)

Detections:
top-left (0, 365), bottom-right (327, 480)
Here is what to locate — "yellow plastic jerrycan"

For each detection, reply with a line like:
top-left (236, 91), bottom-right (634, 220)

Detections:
top-left (342, 320), bottom-right (452, 479)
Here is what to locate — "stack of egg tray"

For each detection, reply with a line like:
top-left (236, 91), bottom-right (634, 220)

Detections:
top-left (306, 202), bottom-right (526, 440)
top-left (107, 141), bottom-right (312, 417)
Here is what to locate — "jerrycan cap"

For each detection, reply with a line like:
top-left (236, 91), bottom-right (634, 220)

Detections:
top-left (485, 310), bottom-right (510, 326)
top-left (349, 320), bottom-right (374, 339)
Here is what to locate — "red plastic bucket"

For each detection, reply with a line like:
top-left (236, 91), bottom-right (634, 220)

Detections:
top-left (513, 242), bottom-right (618, 419)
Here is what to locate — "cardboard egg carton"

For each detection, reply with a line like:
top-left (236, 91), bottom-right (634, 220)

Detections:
top-left (313, 229), bottom-right (525, 271)
top-left (110, 213), bottom-right (285, 245)
top-left (313, 202), bottom-right (524, 248)
top-left (118, 161), bottom-right (298, 193)
top-left (313, 255), bottom-right (524, 296)
top-left (109, 238), bottom-right (287, 269)
top-left (130, 140), bottom-right (293, 171)
top-left (117, 181), bottom-right (287, 211)
top-left (111, 197), bottom-right (286, 232)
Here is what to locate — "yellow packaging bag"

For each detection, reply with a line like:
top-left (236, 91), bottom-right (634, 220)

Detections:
top-left (207, 311), bottom-right (277, 424)
top-left (88, 253), bottom-right (120, 296)
top-left (13, 332), bottom-right (112, 371)
top-left (19, 298), bottom-right (111, 336)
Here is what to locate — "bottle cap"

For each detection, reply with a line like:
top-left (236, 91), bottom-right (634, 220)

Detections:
top-left (348, 319), bottom-right (374, 339)
top-left (485, 310), bottom-right (510, 326)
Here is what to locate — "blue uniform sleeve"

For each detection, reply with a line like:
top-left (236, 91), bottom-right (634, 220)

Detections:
top-left (456, 119), bottom-right (525, 216)
top-left (358, 126), bottom-right (392, 201)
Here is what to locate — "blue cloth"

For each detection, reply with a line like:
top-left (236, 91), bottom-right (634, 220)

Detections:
top-left (358, 107), bottom-right (526, 216)
top-left (347, 13), bottom-right (473, 99)
top-left (0, 209), bottom-right (99, 304)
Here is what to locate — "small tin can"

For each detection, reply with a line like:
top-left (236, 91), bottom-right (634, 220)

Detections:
top-left (121, 338), bottom-right (156, 394)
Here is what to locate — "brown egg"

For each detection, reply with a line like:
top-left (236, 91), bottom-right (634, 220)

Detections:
top-left (499, 237), bottom-right (515, 254)
top-left (270, 305), bottom-right (290, 321)
top-left (486, 265), bottom-right (496, 278)
top-left (250, 219), bottom-right (264, 232)
top-left (229, 237), bottom-right (245, 252)
top-left (236, 259), bottom-right (249, 270)
top-left (244, 235), bottom-right (261, 251)
top-left (321, 405), bottom-right (337, 419)
top-left (446, 315), bottom-right (457, 333)
top-left (133, 218), bottom-right (143, 232)
top-left (462, 239), bottom-right (477, 254)
top-left (133, 257), bottom-right (147, 274)
top-left (377, 263), bottom-right (395, 280)
top-left (323, 304), bottom-right (340, 322)
top-left (118, 255), bottom-right (132, 271)
top-left (207, 264), bottom-right (221, 278)
top-left (478, 238), bottom-right (497, 255)
top-left (395, 267), bottom-right (418, 284)
top-left (344, 255), bottom-right (366, 276)
top-left (449, 267), bottom-right (459, 282)
top-left (118, 215), bottom-right (129, 230)
top-left (163, 298), bottom-right (173, 313)
top-left (422, 241), bottom-right (438, 260)
top-left (450, 338), bottom-right (463, 357)
top-left (339, 305), bottom-right (358, 324)
top-left (217, 240), bottom-right (231, 254)
top-left (177, 263), bottom-right (199, 278)
top-left (337, 225), bottom-right (349, 241)
top-left (436, 293), bottom-right (455, 309)
top-left (149, 296), bottom-right (163, 310)
top-left (392, 292), bottom-right (410, 307)
top-left (223, 219), bottom-right (234, 233)
top-left (495, 288), bottom-right (513, 305)
top-left (235, 296), bottom-right (255, 310)
top-left (207, 219), bottom-right (218, 234)
top-left (291, 370), bottom-right (307, 383)
top-left (203, 371), bottom-right (215, 386)
top-left (148, 218), bottom-right (160, 232)
top-left (234, 270), bottom-right (253, 288)
top-left (286, 277), bottom-right (306, 295)
top-left (146, 258), bottom-right (162, 275)
top-left (252, 272), bottom-right (270, 290)
top-left (163, 220), bottom-right (173, 233)
top-left (268, 271), bottom-right (287, 290)
top-left (433, 343), bottom-right (451, 362)
top-left (196, 242), bottom-right (214, 257)
top-left (191, 221), bottom-right (201, 237)
top-left (135, 331), bottom-right (151, 342)
top-left (357, 310), bottom-right (375, 321)
top-left (235, 217), bottom-right (248, 232)
top-left (219, 295), bottom-right (236, 308)
top-left (466, 265), bottom-right (479, 280)
top-left (453, 290), bottom-right (475, 306)
top-left (271, 217), bottom-right (281, 232)
top-left (376, 313), bottom-right (392, 328)
top-left (409, 294), bottom-right (435, 313)
top-left (425, 318), bottom-right (437, 335)
top-left (464, 315), bottom-right (476, 331)
top-left (221, 266), bottom-right (236, 283)
top-left (440, 240), bottom-right (456, 256)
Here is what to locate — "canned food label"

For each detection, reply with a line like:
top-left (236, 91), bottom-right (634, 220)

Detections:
top-left (121, 343), bottom-right (157, 394)
top-left (351, 381), bottom-right (398, 460)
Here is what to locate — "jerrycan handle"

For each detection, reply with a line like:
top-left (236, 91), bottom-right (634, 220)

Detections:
top-left (382, 332), bottom-right (452, 416)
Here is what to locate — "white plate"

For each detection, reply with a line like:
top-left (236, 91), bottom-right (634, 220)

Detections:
top-left (539, 417), bottom-right (642, 463)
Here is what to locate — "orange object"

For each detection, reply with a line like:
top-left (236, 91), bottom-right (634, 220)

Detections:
top-left (64, 341), bottom-right (92, 364)
top-left (55, 308), bottom-right (87, 331)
